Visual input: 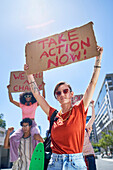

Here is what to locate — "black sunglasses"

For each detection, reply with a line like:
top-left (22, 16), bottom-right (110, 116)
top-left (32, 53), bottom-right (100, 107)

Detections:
top-left (55, 88), bottom-right (69, 97)
top-left (24, 95), bottom-right (32, 98)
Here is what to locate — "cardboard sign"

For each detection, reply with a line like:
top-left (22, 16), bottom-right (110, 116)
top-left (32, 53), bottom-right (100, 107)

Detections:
top-left (9, 71), bottom-right (43, 93)
top-left (25, 22), bottom-right (99, 74)
top-left (71, 94), bottom-right (83, 105)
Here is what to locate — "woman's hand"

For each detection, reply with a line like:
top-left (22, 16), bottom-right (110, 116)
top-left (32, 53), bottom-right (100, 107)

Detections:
top-left (42, 81), bottom-right (45, 86)
top-left (90, 100), bottom-right (94, 107)
top-left (95, 46), bottom-right (103, 65)
top-left (7, 84), bottom-right (10, 91)
top-left (24, 64), bottom-right (29, 73)
top-left (97, 46), bottom-right (103, 56)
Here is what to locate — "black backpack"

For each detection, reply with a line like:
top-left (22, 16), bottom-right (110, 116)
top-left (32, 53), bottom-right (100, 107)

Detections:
top-left (44, 110), bottom-right (58, 170)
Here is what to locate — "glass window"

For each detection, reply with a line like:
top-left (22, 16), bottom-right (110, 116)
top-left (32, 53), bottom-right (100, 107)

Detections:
top-left (106, 77), bottom-right (111, 81)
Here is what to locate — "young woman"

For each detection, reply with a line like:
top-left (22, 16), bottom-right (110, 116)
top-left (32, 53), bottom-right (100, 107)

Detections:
top-left (83, 100), bottom-right (97, 170)
top-left (24, 46), bottom-right (103, 170)
top-left (7, 82), bottom-right (45, 162)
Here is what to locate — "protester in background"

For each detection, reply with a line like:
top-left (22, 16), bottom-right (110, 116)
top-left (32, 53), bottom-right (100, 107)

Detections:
top-left (24, 46), bottom-right (103, 170)
top-left (7, 82), bottom-right (45, 162)
top-left (4, 118), bottom-right (44, 170)
top-left (83, 100), bottom-right (97, 170)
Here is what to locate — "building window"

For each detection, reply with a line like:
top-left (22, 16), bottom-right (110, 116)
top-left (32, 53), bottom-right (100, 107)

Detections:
top-left (106, 77), bottom-right (111, 81)
top-left (98, 101), bottom-right (100, 108)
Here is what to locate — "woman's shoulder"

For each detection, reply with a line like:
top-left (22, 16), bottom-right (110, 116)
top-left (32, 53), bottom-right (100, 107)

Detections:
top-left (48, 106), bottom-right (57, 121)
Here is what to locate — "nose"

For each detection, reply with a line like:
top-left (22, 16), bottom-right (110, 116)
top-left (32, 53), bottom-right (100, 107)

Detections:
top-left (60, 91), bottom-right (65, 98)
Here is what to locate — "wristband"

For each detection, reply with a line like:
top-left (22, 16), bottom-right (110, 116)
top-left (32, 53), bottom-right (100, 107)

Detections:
top-left (29, 81), bottom-right (35, 84)
top-left (94, 65), bottom-right (101, 68)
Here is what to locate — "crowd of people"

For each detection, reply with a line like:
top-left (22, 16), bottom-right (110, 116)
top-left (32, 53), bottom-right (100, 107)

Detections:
top-left (4, 46), bottom-right (103, 170)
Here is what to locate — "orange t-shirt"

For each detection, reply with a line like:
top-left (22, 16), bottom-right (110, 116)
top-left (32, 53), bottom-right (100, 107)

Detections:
top-left (48, 100), bottom-right (87, 154)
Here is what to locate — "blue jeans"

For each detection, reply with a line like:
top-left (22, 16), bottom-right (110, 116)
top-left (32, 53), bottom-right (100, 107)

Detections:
top-left (47, 153), bottom-right (87, 170)
top-left (84, 155), bottom-right (96, 170)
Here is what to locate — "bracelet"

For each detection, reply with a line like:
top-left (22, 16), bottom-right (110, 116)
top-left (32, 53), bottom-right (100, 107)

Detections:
top-left (29, 81), bottom-right (35, 84)
top-left (94, 65), bottom-right (101, 68)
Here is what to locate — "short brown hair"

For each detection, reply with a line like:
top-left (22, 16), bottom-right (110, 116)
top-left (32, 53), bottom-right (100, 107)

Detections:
top-left (54, 81), bottom-right (72, 99)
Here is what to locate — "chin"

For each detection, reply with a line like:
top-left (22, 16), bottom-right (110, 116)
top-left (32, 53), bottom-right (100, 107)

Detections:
top-left (61, 100), bottom-right (69, 104)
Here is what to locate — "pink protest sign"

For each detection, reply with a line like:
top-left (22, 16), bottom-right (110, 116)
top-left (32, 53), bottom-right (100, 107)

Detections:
top-left (25, 22), bottom-right (99, 74)
top-left (9, 71), bottom-right (43, 93)
top-left (71, 94), bottom-right (83, 105)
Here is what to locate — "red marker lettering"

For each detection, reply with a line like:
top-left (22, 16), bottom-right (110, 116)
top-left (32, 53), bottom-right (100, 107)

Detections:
top-left (38, 38), bottom-right (49, 49)
top-left (58, 33), bottom-right (67, 44)
top-left (59, 54), bottom-right (69, 65)
top-left (68, 30), bottom-right (79, 41)
top-left (70, 42), bottom-right (79, 52)
top-left (47, 56), bottom-right (58, 68)
top-left (40, 51), bottom-right (49, 59)
top-left (81, 37), bottom-right (90, 49)
top-left (48, 38), bottom-right (57, 48)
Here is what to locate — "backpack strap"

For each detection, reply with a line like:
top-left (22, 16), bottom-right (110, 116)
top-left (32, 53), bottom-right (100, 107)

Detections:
top-left (48, 110), bottom-right (58, 134)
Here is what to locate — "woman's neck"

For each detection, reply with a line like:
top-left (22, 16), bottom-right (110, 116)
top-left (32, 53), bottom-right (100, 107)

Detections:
top-left (61, 103), bottom-right (72, 114)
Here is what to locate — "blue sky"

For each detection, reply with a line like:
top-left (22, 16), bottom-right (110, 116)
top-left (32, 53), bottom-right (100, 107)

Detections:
top-left (0, 0), bottom-right (113, 137)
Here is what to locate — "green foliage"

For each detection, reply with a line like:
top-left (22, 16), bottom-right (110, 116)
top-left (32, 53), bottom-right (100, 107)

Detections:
top-left (94, 148), bottom-right (99, 153)
top-left (95, 131), bottom-right (113, 153)
top-left (92, 130), bottom-right (113, 153)
top-left (108, 130), bottom-right (113, 148)
top-left (92, 141), bottom-right (99, 148)
top-left (0, 113), bottom-right (6, 129)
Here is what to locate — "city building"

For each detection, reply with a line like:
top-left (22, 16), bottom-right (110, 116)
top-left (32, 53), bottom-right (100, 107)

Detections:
top-left (0, 127), bottom-right (5, 146)
top-left (94, 73), bottom-right (113, 142)
top-left (0, 127), bottom-right (12, 169)
top-left (86, 115), bottom-right (91, 124)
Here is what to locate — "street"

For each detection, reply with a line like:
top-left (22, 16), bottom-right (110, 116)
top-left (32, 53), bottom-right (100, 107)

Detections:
top-left (96, 155), bottom-right (113, 170)
top-left (1, 155), bottom-right (113, 170)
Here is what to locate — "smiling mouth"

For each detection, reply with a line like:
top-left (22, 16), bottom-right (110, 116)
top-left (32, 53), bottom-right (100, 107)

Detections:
top-left (60, 97), bottom-right (65, 100)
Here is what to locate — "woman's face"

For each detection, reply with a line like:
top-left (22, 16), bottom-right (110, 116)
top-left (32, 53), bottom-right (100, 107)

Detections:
top-left (55, 84), bottom-right (73, 105)
top-left (24, 94), bottom-right (32, 102)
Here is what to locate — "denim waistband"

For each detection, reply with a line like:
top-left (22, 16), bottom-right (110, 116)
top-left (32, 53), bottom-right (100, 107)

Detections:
top-left (52, 152), bottom-right (83, 162)
top-left (84, 154), bottom-right (94, 157)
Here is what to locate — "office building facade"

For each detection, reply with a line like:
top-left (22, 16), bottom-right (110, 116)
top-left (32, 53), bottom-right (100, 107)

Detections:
top-left (94, 73), bottom-right (113, 142)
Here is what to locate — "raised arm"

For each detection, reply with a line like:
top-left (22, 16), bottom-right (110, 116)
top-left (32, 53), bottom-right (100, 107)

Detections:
top-left (42, 81), bottom-right (46, 99)
top-left (4, 127), bottom-right (14, 149)
top-left (37, 81), bottom-right (46, 106)
top-left (86, 100), bottom-right (95, 130)
top-left (7, 85), bottom-right (20, 107)
top-left (83, 46), bottom-right (103, 111)
top-left (24, 65), bottom-right (50, 116)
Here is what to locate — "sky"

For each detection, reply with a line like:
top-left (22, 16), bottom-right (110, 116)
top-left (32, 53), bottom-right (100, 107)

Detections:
top-left (0, 0), bottom-right (113, 137)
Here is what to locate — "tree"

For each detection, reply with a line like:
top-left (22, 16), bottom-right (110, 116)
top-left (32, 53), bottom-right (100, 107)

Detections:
top-left (108, 130), bottom-right (113, 152)
top-left (92, 131), bottom-right (113, 154)
top-left (0, 113), bottom-right (6, 129)
top-left (98, 132), bottom-right (112, 154)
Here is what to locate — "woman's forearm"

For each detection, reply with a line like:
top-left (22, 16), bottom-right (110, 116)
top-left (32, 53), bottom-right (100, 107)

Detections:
top-left (27, 74), bottom-right (50, 115)
top-left (27, 74), bottom-right (40, 95)
top-left (83, 46), bottom-right (103, 111)
top-left (90, 54), bottom-right (102, 86)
